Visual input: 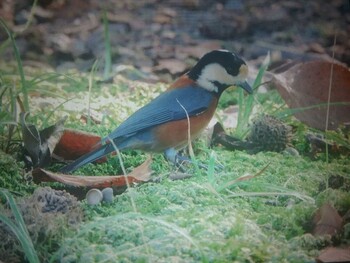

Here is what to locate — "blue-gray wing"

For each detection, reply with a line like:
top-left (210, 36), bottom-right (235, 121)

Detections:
top-left (104, 86), bottom-right (214, 141)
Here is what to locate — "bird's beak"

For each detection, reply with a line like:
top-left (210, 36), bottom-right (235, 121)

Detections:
top-left (238, 81), bottom-right (253, 94)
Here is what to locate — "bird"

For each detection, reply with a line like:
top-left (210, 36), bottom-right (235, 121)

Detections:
top-left (60, 49), bottom-right (252, 173)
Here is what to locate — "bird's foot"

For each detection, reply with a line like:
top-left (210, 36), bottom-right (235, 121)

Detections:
top-left (164, 148), bottom-right (223, 172)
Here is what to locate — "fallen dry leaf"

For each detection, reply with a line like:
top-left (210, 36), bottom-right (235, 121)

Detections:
top-left (316, 246), bottom-right (350, 263)
top-left (312, 203), bottom-right (343, 237)
top-left (32, 158), bottom-right (152, 189)
top-left (271, 61), bottom-right (350, 130)
top-left (53, 129), bottom-right (102, 161)
top-left (306, 133), bottom-right (350, 156)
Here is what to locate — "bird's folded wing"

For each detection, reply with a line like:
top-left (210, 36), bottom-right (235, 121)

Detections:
top-left (105, 86), bottom-right (214, 140)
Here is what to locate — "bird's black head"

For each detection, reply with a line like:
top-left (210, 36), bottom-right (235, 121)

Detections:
top-left (187, 50), bottom-right (252, 95)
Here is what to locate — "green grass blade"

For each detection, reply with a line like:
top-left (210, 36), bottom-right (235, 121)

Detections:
top-left (18, 0), bottom-right (38, 33)
top-left (0, 190), bottom-right (40, 263)
top-left (246, 52), bottom-right (270, 113)
top-left (0, 214), bottom-right (39, 263)
top-left (42, 97), bottom-right (74, 127)
top-left (103, 10), bottom-right (112, 79)
top-left (2, 190), bottom-right (29, 238)
top-left (235, 52), bottom-right (270, 139)
top-left (87, 59), bottom-right (100, 127)
top-left (0, 18), bottom-right (29, 112)
top-left (274, 101), bottom-right (350, 119)
top-left (207, 151), bottom-right (216, 185)
top-left (236, 88), bottom-right (245, 137)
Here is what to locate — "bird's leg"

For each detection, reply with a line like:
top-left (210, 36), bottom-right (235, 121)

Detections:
top-left (164, 148), bottom-right (223, 171)
top-left (164, 148), bottom-right (178, 164)
top-left (164, 148), bottom-right (199, 172)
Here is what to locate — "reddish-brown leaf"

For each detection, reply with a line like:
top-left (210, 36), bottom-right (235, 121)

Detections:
top-left (272, 61), bottom-right (350, 130)
top-left (53, 129), bottom-right (102, 161)
top-left (312, 203), bottom-right (343, 237)
top-left (316, 246), bottom-right (350, 263)
top-left (32, 158), bottom-right (152, 188)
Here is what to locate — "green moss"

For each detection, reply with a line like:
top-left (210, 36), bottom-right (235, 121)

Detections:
top-left (0, 150), bottom-right (34, 194)
top-left (55, 143), bottom-right (350, 262)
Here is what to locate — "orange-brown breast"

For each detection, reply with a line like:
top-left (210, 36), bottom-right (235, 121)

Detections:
top-left (153, 97), bottom-right (218, 151)
top-left (168, 74), bottom-right (195, 90)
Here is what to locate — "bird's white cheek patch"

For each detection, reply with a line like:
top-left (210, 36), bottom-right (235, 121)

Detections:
top-left (198, 63), bottom-right (243, 92)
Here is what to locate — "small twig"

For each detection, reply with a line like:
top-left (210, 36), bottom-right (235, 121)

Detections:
top-left (169, 172), bottom-right (193, 181)
top-left (324, 33), bottom-right (337, 189)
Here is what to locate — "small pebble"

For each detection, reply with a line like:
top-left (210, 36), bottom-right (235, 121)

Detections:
top-left (102, 187), bottom-right (114, 203)
top-left (86, 189), bottom-right (103, 205)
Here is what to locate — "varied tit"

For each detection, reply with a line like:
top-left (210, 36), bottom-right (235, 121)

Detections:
top-left (60, 49), bottom-right (252, 173)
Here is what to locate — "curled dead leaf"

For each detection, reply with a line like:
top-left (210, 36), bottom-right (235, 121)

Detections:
top-left (32, 158), bottom-right (152, 198)
top-left (21, 112), bottom-right (66, 168)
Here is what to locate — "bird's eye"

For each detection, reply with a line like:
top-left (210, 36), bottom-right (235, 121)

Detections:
top-left (226, 66), bottom-right (237, 76)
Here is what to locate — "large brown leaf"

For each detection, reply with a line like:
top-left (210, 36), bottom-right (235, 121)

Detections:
top-left (316, 246), bottom-right (350, 263)
top-left (271, 61), bottom-right (350, 130)
top-left (32, 158), bottom-right (152, 188)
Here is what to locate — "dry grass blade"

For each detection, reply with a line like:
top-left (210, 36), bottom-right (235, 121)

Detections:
top-left (219, 163), bottom-right (270, 191)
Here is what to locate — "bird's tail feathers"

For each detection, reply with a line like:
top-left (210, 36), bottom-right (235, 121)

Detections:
top-left (60, 143), bottom-right (116, 174)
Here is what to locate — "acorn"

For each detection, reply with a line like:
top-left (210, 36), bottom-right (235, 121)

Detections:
top-left (86, 189), bottom-right (103, 205)
top-left (102, 187), bottom-right (114, 203)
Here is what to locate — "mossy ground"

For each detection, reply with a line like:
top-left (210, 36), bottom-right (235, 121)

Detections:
top-left (53, 149), bottom-right (349, 263)
top-left (1, 67), bottom-right (349, 262)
